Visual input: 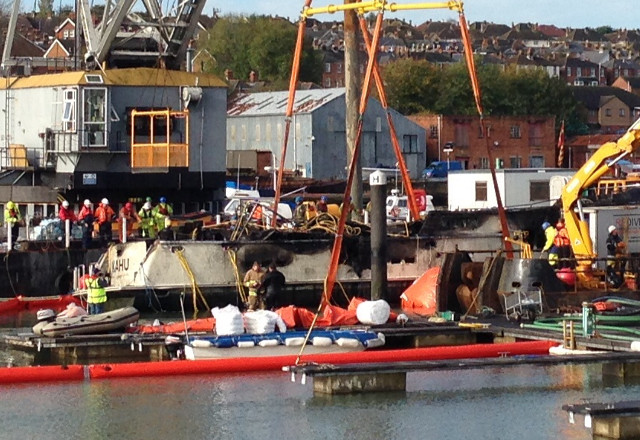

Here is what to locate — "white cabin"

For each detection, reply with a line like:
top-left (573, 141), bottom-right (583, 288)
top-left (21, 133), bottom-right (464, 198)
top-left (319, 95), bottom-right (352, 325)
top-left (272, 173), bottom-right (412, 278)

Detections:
top-left (447, 169), bottom-right (576, 211)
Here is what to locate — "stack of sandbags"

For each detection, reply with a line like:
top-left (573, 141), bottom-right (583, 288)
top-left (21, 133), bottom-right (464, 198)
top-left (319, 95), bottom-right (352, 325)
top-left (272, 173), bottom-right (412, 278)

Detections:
top-left (243, 310), bottom-right (287, 334)
top-left (356, 299), bottom-right (391, 325)
top-left (211, 305), bottom-right (244, 335)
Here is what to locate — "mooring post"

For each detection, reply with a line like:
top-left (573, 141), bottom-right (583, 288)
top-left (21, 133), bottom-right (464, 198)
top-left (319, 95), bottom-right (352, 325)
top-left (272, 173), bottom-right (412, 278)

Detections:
top-left (370, 170), bottom-right (387, 301)
top-left (65, 219), bottom-right (71, 248)
top-left (122, 217), bottom-right (127, 243)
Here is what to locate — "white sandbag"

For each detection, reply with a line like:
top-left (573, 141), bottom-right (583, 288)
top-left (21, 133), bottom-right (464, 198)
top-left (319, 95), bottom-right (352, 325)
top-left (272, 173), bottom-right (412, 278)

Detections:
top-left (312, 336), bottom-right (333, 347)
top-left (212, 305), bottom-right (245, 335)
top-left (243, 310), bottom-right (279, 334)
top-left (237, 340), bottom-right (255, 348)
top-left (356, 300), bottom-right (391, 325)
top-left (335, 338), bottom-right (362, 348)
top-left (258, 339), bottom-right (279, 347)
top-left (284, 337), bottom-right (305, 346)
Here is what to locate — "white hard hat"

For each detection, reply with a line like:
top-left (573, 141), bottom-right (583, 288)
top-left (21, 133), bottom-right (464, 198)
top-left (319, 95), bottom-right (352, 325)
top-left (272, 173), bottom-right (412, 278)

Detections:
top-left (61, 200), bottom-right (69, 208)
top-left (101, 198), bottom-right (109, 205)
top-left (608, 225), bottom-right (617, 234)
top-left (143, 202), bottom-right (152, 210)
top-left (83, 199), bottom-right (91, 206)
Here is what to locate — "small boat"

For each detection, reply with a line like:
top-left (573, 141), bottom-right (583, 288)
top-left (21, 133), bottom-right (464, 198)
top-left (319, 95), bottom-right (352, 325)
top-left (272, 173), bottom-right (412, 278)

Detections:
top-left (182, 329), bottom-right (385, 360)
top-left (34, 307), bottom-right (140, 337)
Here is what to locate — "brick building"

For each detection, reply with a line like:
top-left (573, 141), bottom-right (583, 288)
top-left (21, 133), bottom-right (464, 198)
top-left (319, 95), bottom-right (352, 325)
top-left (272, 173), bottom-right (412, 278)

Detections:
top-left (408, 114), bottom-right (557, 170)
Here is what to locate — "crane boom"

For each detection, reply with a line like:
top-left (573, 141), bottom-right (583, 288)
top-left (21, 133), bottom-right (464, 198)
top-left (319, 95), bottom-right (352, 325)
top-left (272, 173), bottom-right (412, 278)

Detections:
top-left (561, 117), bottom-right (640, 285)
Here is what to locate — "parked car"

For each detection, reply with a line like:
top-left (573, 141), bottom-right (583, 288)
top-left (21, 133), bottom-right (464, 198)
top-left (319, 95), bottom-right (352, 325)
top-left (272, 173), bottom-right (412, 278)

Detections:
top-left (422, 161), bottom-right (463, 179)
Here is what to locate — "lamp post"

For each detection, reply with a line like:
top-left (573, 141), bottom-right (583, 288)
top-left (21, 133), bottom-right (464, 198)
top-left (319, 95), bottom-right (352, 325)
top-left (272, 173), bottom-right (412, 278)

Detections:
top-left (443, 142), bottom-right (454, 170)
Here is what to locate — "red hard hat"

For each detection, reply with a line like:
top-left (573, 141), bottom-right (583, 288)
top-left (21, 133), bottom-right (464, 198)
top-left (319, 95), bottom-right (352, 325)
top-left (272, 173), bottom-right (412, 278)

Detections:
top-left (125, 202), bottom-right (133, 209)
top-left (556, 220), bottom-right (564, 228)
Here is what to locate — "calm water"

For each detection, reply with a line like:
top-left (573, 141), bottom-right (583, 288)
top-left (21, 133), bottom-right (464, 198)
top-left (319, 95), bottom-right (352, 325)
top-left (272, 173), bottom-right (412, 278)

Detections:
top-left (1, 313), bottom-right (638, 439)
top-left (0, 363), bottom-right (637, 439)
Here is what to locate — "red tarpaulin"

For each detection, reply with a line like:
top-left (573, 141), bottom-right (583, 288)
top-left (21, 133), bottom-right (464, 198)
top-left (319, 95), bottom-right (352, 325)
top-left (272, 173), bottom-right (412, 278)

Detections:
top-left (400, 266), bottom-right (440, 316)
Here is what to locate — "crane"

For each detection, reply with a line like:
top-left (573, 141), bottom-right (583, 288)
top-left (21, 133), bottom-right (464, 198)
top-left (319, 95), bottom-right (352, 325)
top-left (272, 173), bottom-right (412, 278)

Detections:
top-left (561, 116), bottom-right (640, 288)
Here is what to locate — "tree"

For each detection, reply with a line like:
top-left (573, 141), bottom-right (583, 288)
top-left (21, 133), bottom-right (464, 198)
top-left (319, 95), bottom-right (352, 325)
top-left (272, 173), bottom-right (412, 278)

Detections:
top-left (37, 0), bottom-right (53, 17)
top-left (380, 58), bottom-right (440, 114)
top-left (204, 15), bottom-right (322, 84)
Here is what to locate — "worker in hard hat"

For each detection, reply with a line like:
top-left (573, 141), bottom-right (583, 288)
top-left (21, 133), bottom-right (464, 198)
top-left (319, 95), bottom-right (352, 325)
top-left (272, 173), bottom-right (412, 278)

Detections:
top-left (58, 200), bottom-right (77, 223)
top-left (77, 199), bottom-right (94, 249)
top-left (541, 221), bottom-right (558, 267)
top-left (553, 220), bottom-right (572, 268)
top-left (118, 202), bottom-right (140, 241)
top-left (606, 225), bottom-right (626, 287)
top-left (138, 201), bottom-right (156, 239)
top-left (4, 201), bottom-right (22, 243)
top-left (316, 195), bottom-right (328, 214)
top-left (153, 196), bottom-right (173, 232)
top-left (95, 198), bottom-right (116, 246)
top-left (292, 196), bottom-right (307, 227)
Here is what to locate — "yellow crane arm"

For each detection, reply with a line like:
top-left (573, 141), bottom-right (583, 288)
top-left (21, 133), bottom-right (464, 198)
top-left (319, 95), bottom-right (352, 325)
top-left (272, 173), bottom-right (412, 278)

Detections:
top-left (561, 117), bottom-right (640, 261)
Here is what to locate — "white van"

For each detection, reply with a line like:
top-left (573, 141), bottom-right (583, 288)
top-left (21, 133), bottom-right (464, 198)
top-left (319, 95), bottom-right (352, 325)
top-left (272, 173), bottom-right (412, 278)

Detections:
top-left (223, 198), bottom-right (292, 222)
top-left (386, 189), bottom-right (434, 221)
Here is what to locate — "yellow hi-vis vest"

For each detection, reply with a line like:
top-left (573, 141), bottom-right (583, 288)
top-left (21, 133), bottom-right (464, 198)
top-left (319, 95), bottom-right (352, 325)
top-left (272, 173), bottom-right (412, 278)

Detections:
top-left (86, 277), bottom-right (107, 304)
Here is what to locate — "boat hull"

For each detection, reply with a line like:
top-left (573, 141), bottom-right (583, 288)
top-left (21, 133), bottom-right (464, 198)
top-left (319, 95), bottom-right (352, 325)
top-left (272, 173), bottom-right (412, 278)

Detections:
top-left (36, 307), bottom-right (140, 337)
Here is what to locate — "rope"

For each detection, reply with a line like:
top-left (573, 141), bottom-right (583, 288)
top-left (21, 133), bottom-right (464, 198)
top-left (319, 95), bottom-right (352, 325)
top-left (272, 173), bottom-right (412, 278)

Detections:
top-left (226, 248), bottom-right (247, 305)
top-left (174, 249), bottom-right (210, 316)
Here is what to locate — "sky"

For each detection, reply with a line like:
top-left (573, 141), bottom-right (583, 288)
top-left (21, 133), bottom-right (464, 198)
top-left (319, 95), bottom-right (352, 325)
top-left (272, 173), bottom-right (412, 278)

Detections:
top-left (210, 0), bottom-right (638, 29)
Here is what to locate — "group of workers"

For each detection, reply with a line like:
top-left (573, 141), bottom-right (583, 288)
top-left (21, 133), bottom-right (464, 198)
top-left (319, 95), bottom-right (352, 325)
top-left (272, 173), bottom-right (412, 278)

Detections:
top-left (243, 261), bottom-right (289, 311)
top-left (3, 197), bottom-right (174, 248)
top-left (541, 220), bottom-right (627, 285)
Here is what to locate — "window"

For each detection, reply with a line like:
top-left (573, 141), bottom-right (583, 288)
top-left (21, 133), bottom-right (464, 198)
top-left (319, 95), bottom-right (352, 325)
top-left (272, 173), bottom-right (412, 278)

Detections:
top-left (63, 30), bottom-right (69, 39)
top-left (577, 67), bottom-right (582, 77)
top-left (324, 63), bottom-right (331, 73)
top-left (530, 155), bottom-right (544, 168)
top-left (69, 30), bottom-right (75, 39)
top-left (567, 67), bottom-right (572, 76)
top-left (83, 88), bottom-right (106, 147)
top-left (510, 125), bottom-right (521, 138)
top-left (402, 135), bottom-right (417, 153)
top-left (429, 125), bottom-right (438, 138)
top-left (324, 77), bottom-right (332, 88)
top-left (255, 124), bottom-right (261, 142)
top-left (529, 122), bottom-right (543, 147)
top-left (84, 74), bottom-right (103, 84)
top-left (61, 88), bottom-right (76, 132)
top-left (605, 108), bottom-right (612, 117)
top-left (479, 157), bottom-right (489, 169)
top-left (475, 181), bottom-right (487, 201)
top-left (510, 156), bottom-right (521, 168)
top-left (337, 63), bottom-right (342, 73)
top-left (530, 181), bottom-right (549, 201)
top-left (620, 108), bottom-right (626, 117)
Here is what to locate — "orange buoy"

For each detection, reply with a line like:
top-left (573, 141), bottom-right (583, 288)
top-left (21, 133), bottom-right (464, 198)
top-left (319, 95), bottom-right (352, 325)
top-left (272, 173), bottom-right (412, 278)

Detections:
top-left (0, 365), bottom-right (85, 384)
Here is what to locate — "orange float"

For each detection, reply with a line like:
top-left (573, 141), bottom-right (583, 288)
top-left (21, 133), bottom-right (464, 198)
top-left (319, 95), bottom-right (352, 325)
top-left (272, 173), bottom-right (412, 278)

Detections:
top-left (0, 365), bottom-right (85, 384)
top-left (89, 340), bottom-right (556, 380)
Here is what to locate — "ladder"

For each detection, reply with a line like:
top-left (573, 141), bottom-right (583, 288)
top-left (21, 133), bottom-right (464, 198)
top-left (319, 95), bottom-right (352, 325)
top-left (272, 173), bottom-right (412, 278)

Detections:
top-left (562, 320), bottom-right (575, 350)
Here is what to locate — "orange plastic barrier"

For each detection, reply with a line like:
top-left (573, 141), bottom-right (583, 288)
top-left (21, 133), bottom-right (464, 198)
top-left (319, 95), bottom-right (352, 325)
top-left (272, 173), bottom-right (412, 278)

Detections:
top-left (89, 340), bottom-right (556, 380)
top-left (0, 295), bottom-right (82, 314)
top-left (0, 365), bottom-right (85, 384)
top-left (401, 266), bottom-right (440, 316)
top-left (130, 318), bottom-right (216, 334)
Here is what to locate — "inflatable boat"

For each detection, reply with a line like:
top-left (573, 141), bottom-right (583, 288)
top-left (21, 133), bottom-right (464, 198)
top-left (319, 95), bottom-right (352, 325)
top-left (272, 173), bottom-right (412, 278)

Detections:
top-left (182, 329), bottom-right (385, 360)
top-left (33, 307), bottom-right (140, 337)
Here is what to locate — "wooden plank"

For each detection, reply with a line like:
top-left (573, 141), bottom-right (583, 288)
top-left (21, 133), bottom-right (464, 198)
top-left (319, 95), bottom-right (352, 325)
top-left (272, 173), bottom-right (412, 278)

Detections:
top-left (288, 352), bottom-right (640, 377)
top-left (563, 400), bottom-right (640, 416)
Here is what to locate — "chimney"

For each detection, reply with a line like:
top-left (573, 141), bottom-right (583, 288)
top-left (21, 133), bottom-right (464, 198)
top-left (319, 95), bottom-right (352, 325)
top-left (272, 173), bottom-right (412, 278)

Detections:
top-left (249, 70), bottom-right (258, 82)
top-left (224, 69), bottom-right (233, 80)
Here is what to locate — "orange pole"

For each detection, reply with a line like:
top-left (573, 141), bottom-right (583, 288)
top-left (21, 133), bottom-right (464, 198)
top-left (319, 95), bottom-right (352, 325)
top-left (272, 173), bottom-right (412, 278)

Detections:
top-left (272, 2), bottom-right (313, 227)
top-left (458, 12), bottom-right (513, 256)
top-left (322, 11), bottom-right (385, 308)
top-left (358, 15), bottom-right (420, 220)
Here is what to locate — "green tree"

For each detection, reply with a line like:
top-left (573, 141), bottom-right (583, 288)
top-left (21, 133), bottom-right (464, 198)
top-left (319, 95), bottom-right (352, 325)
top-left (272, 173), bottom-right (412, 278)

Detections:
top-left (380, 58), bottom-right (440, 114)
top-left (37, 0), bottom-right (53, 16)
top-left (204, 15), bottom-right (322, 84)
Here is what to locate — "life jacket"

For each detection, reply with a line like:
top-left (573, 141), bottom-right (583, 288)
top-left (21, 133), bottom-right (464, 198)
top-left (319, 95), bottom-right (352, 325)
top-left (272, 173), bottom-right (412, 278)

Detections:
top-left (157, 204), bottom-right (169, 216)
top-left (86, 277), bottom-right (107, 304)
top-left (553, 228), bottom-right (570, 247)
top-left (96, 205), bottom-right (114, 224)
top-left (251, 204), bottom-right (263, 220)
